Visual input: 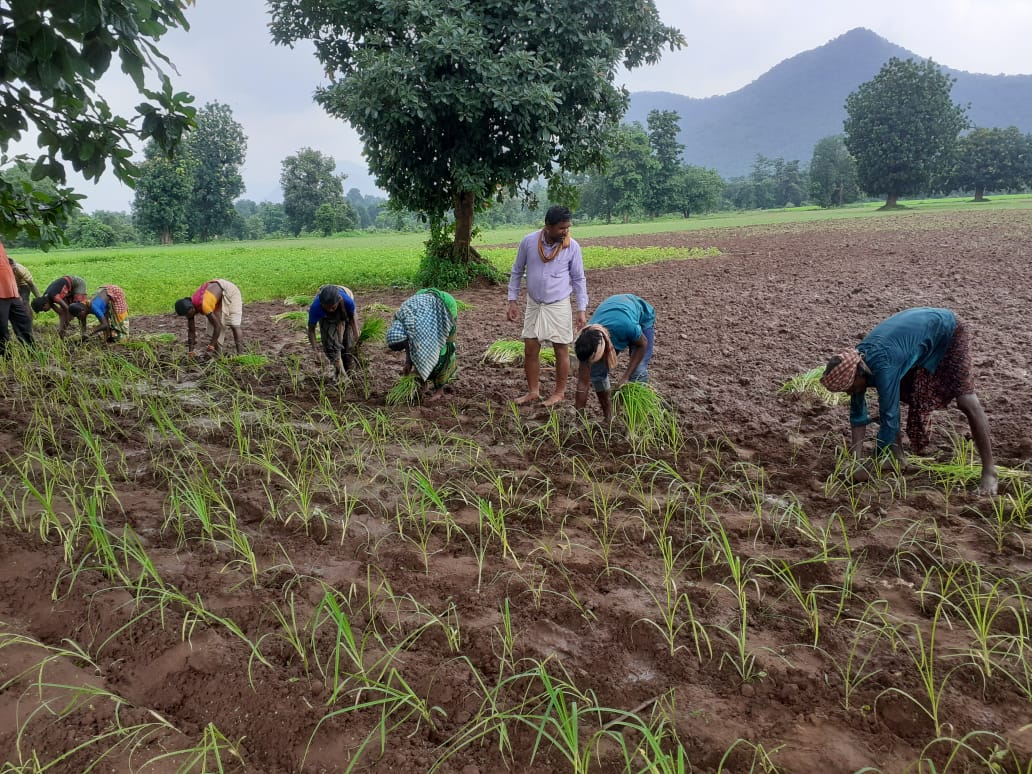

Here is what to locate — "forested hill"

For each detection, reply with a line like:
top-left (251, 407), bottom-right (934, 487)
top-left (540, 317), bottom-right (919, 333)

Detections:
top-left (626, 27), bottom-right (1032, 178)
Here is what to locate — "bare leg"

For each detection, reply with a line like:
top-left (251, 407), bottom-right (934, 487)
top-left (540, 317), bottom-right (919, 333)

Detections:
top-left (425, 386), bottom-right (445, 403)
top-left (957, 393), bottom-right (998, 495)
top-left (514, 338), bottom-right (541, 405)
top-left (542, 342), bottom-right (569, 406)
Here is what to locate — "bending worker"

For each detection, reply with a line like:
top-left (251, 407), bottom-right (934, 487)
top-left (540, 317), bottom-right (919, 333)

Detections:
top-left (307, 284), bottom-right (359, 381)
top-left (174, 279), bottom-right (243, 356)
top-left (819, 306), bottom-right (997, 496)
top-left (573, 293), bottom-right (655, 421)
top-left (386, 288), bottom-right (458, 403)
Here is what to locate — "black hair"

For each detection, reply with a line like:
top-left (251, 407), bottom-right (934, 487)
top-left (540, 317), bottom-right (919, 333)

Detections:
top-left (174, 297), bottom-right (194, 316)
top-left (31, 296), bottom-right (49, 313)
top-left (544, 204), bottom-right (572, 226)
top-left (67, 302), bottom-right (87, 318)
top-left (318, 285), bottom-right (339, 307)
top-left (387, 339), bottom-right (407, 352)
top-left (574, 328), bottom-right (602, 363)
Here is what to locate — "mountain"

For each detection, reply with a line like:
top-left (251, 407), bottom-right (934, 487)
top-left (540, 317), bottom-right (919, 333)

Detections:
top-left (626, 28), bottom-right (1032, 178)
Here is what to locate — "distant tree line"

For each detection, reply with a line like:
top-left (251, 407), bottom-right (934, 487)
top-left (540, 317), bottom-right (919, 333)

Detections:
top-left (5, 57), bottom-right (1030, 251)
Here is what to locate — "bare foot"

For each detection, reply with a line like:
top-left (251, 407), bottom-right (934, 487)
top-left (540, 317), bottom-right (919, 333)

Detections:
top-left (514, 392), bottom-right (539, 406)
top-left (541, 393), bottom-right (565, 407)
top-left (425, 388), bottom-right (445, 403)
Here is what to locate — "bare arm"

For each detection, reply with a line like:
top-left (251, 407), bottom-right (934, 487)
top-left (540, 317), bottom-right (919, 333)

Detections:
top-left (617, 334), bottom-right (649, 387)
top-left (207, 312), bottom-right (223, 352)
top-left (574, 362), bottom-right (592, 411)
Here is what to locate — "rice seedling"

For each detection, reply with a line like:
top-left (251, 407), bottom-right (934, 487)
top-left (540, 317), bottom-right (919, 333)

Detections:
top-left (283, 294), bottom-right (312, 306)
top-left (929, 561), bottom-right (1026, 680)
top-left (717, 738), bottom-right (785, 773)
top-left (620, 534), bottom-right (711, 661)
top-left (760, 558), bottom-right (823, 647)
top-left (707, 519), bottom-right (766, 682)
top-left (778, 365), bottom-right (847, 405)
top-left (145, 722), bottom-right (246, 772)
top-left (877, 604), bottom-right (970, 737)
top-left (386, 373), bottom-right (421, 406)
top-left (827, 601), bottom-right (897, 711)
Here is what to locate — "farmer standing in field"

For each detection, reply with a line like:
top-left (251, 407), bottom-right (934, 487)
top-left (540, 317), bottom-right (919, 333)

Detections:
top-left (308, 284), bottom-right (359, 381)
top-left (174, 279), bottom-right (243, 356)
top-left (820, 306), bottom-right (997, 495)
top-left (31, 274), bottom-right (89, 337)
top-left (71, 285), bottom-right (129, 343)
top-left (9, 258), bottom-right (40, 316)
top-left (573, 293), bottom-right (656, 421)
top-left (0, 241), bottom-right (34, 354)
top-left (507, 204), bottom-right (588, 407)
top-left (386, 288), bottom-right (458, 403)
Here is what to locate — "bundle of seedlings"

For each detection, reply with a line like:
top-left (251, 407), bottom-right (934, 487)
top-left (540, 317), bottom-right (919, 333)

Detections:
top-left (612, 381), bottom-right (674, 446)
top-left (386, 373), bottom-right (421, 406)
top-left (482, 339), bottom-right (556, 366)
top-left (778, 366), bottom-right (847, 405)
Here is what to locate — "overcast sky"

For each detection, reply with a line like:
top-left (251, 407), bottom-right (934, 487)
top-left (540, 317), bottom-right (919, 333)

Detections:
top-left (64, 0), bottom-right (1032, 213)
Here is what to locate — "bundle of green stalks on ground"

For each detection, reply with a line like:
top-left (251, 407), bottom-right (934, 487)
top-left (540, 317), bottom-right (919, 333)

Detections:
top-left (778, 366), bottom-right (846, 405)
top-left (356, 317), bottom-right (386, 347)
top-left (481, 339), bottom-right (556, 366)
top-left (272, 310), bottom-right (308, 328)
top-left (386, 373), bottom-right (421, 406)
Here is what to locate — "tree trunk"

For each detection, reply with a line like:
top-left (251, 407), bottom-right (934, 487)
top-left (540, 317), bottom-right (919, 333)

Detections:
top-left (161, 227), bottom-right (172, 245)
top-left (974, 186), bottom-right (986, 202)
top-left (452, 191), bottom-right (475, 261)
top-left (885, 193), bottom-right (899, 208)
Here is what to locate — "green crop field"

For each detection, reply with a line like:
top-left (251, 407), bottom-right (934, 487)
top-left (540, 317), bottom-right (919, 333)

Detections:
top-left (10, 194), bottom-right (1030, 314)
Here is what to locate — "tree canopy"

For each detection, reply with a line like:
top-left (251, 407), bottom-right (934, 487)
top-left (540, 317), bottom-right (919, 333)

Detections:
top-left (268, 0), bottom-right (683, 263)
top-left (949, 126), bottom-right (1031, 201)
top-left (844, 58), bottom-right (968, 207)
top-left (0, 0), bottom-right (196, 244)
top-left (279, 147), bottom-right (350, 236)
top-left (809, 135), bottom-right (860, 208)
top-left (184, 102), bottom-right (247, 241)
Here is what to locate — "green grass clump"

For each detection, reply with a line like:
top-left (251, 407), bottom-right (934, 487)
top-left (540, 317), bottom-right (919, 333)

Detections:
top-left (386, 373), bottom-right (421, 406)
top-left (140, 332), bottom-right (177, 343)
top-left (778, 366), bottom-right (846, 405)
top-left (363, 302), bottom-right (394, 316)
top-left (482, 339), bottom-right (556, 366)
top-left (283, 295), bottom-right (312, 306)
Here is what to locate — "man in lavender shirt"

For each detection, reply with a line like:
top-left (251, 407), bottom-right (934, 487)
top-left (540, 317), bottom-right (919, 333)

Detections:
top-left (506, 205), bottom-right (588, 407)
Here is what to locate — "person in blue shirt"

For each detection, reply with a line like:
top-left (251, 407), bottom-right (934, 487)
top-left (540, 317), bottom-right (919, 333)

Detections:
top-left (820, 307), bottom-right (996, 495)
top-left (307, 285), bottom-right (358, 381)
top-left (573, 293), bottom-right (655, 420)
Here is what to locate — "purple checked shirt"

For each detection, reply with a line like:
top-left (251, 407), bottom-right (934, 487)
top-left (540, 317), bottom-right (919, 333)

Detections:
top-left (507, 230), bottom-right (588, 311)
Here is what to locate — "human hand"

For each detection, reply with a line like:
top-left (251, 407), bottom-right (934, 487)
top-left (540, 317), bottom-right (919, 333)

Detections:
top-left (206, 344), bottom-right (217, 354)
top-left (506, 301), bottom-right (520, 323)
top-left (574, 311), bottom-right (587, 331)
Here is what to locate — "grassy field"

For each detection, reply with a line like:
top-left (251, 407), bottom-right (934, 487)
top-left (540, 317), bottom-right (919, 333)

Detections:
top-left (10, 194), bottom-right (1031, 314)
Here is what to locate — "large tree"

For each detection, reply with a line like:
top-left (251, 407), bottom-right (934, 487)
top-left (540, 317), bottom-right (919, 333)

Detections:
top-left (672, 165), bottom-right (724, 218)
top-left (0, 0), bottom-right (195, 244)
top-left (132, 142), bottom-right (192, 244)
top-left (645, 110), bottom-right (685, 217)
top-left (279, 147), bottom-right (349, 235)
top-left (184, 102), bottom-right (247, 241)
top-left (950, 126), bottom-right (1030, 202)
top-left (809, 135), bottom-right (860, 208)
top-left (844, 58), bottom-right (968, 208)
top-left (268, 0), bottom-right (682, 267)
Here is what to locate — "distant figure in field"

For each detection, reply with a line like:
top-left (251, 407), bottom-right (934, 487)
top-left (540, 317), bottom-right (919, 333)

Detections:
top-left (71, 285), bottom-right (129, 343)
top-left (174, 279), bottom-right (243, 356)
top-left (9, 258), bottom-right (41, 316)
top-left (386, 288), bottom-right (458, 403)
top-left (573, 293), bottom-right (656, 421)
top-left (506, 204), bottom-right (588, 407)
top-left (308, 285), bottom-right (359, 381)
top-left (820, 306), bottom-right (997, 496)
top-left (32, 275), bottom-right (88, 337)
top-left (0, 242), bottom-right (34, 355)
